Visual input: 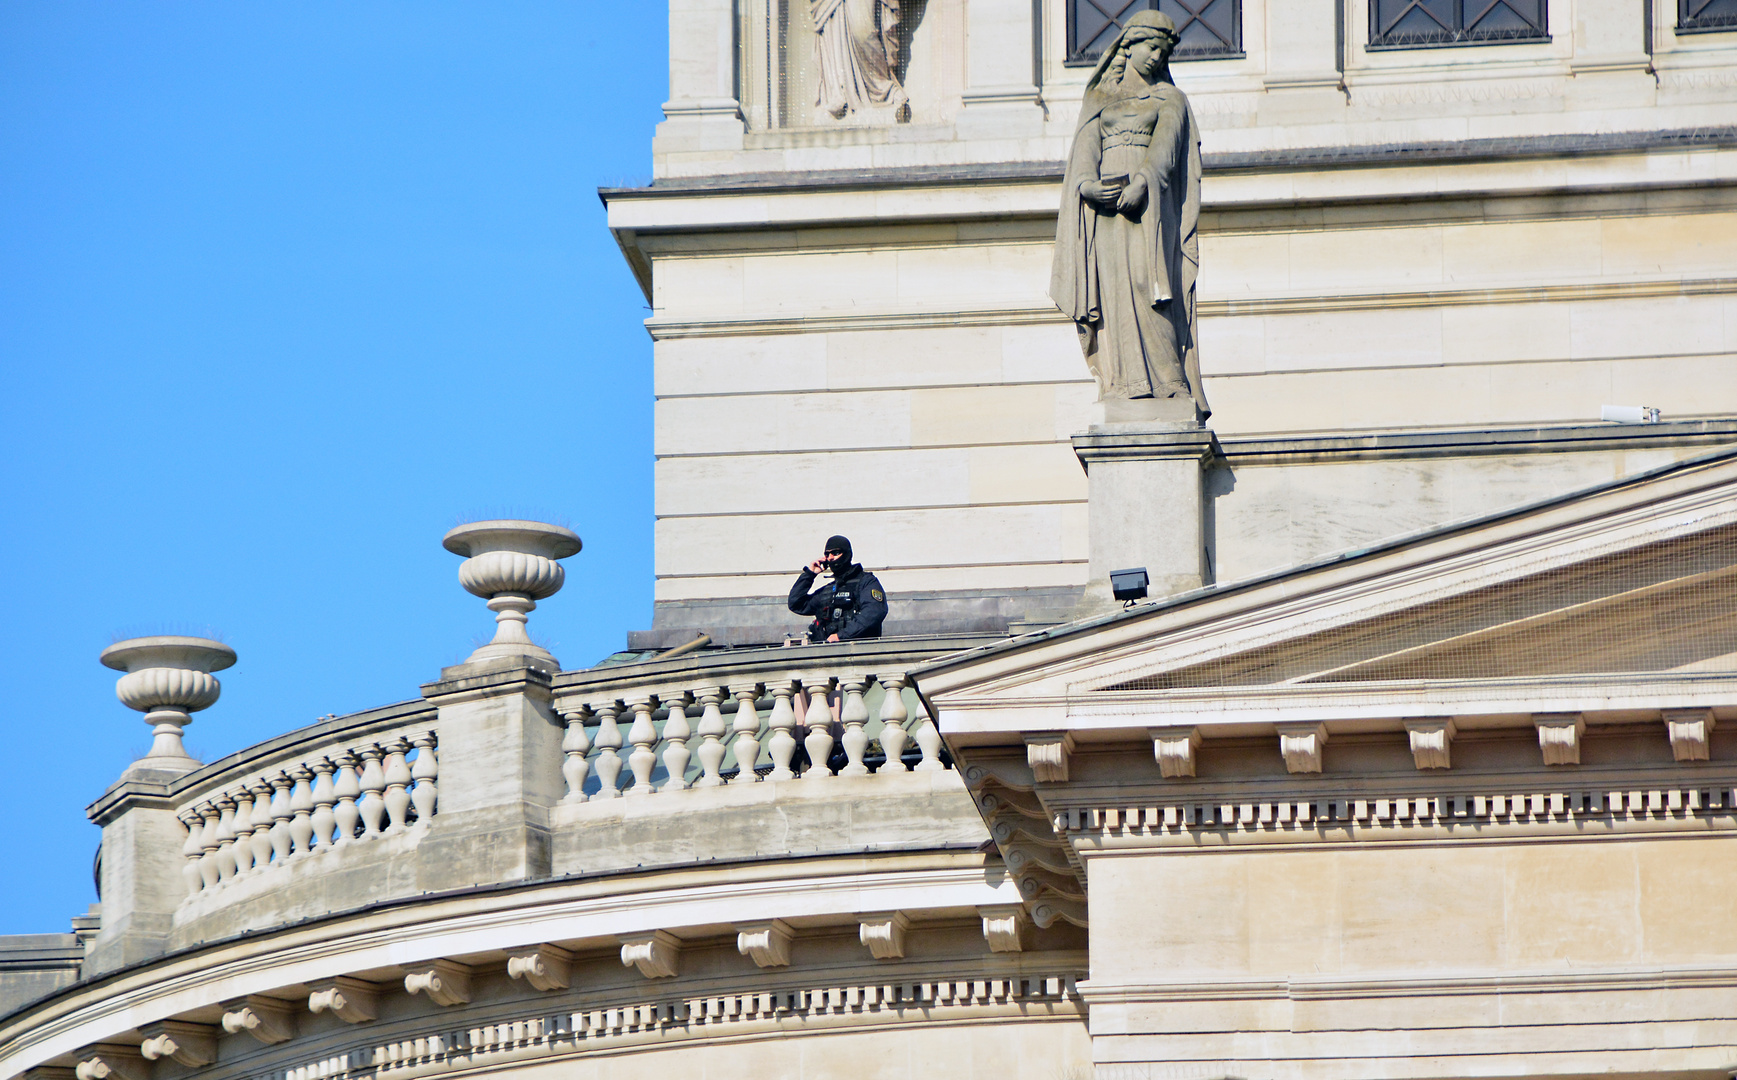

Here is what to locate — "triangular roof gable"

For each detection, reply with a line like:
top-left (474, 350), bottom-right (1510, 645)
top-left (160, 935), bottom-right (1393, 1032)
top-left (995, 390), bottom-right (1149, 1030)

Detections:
top-left (917, 449), bottom-right (1737, 712)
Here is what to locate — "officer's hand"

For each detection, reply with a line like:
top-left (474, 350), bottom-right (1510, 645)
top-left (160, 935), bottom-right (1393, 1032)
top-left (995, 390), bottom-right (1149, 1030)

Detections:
top-left (827, 633), bottom-right (840, 643)
top-left (807, 558), bottom-right (826, 574)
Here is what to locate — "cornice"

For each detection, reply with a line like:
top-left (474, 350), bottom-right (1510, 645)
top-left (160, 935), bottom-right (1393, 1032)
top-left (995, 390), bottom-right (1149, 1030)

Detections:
top-left (938, 671), bottom-right (1737, 733)
top-left (1078, 961), bottom-right (1737, 1004)
top-left (0, 855), bottom-right (1014, 1078)
top-left (420, 659), bottom-right (554, 706)
top-left (191, 972), bottom-right (1087, 1080)
top-left (601, 127), bottom-right (1737, 201)
top-left (1216, 419), bottom-right (1737, 465)
top-left (1054, 777), bottom-right (1737, 853)
top-left (642, 276), bottom-right (1737, 340)
top-left (1070, 427), bottom-right (1218, 466)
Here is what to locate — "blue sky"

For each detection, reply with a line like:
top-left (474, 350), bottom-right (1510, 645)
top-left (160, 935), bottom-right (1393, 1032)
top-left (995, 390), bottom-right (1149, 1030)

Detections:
top-left (0, 4), bottom-right (666, 933)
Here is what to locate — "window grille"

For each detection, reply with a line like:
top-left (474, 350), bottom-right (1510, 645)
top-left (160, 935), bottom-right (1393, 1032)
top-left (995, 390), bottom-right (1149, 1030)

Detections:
top-left (1368, 0), bottom-right (1547, 48)
top-left (1066, 0), bottom-right (1243, 65)
top-left (1679, 0), bottom-right (1737, 32)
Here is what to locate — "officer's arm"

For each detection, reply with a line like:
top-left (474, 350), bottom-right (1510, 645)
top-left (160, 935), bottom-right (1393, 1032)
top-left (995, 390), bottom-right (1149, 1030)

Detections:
top-left (839, 578), bottom-right (889, 639)
top-left (788, 567), bottom-right (820, 615)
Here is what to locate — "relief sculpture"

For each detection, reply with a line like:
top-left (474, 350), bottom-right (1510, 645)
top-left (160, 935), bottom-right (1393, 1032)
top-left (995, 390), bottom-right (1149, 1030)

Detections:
top-left (1050, 12), bottom-right (1209, 417)
top-left (811, 0), bottom-right (908, 122)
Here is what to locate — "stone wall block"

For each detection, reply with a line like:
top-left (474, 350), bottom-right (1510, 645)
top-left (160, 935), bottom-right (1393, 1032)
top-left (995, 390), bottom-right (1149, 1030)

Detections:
top-left (416, 661), bottom-right (565, 888)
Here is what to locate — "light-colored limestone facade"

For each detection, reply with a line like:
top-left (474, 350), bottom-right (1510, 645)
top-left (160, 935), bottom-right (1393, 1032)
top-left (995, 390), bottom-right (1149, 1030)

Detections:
top-left (619, 0), bottom-right (1737, 646)
top-left (5, 4), bottom-right (1737, 1080)
top-left (919, 450), bottom-right (1737, 1077)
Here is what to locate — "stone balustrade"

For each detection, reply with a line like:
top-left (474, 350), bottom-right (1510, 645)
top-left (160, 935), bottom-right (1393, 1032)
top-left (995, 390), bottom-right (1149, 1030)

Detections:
top-left (554, 668), bottom-right (948, 800)
top-left (81, 621), bottom-right (998, 966)
top-left (172, 727), bottom-right (439, 897)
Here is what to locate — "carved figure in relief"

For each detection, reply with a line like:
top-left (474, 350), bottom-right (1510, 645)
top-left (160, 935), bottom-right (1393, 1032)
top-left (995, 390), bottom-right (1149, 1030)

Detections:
top-left (811, 0), bottom-right (908, 121)
top-left (1050, 12), bottom-right (1209, 416)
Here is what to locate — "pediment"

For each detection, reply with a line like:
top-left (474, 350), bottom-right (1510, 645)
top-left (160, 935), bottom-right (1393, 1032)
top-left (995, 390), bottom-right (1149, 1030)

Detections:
top-left (1110, 523), bottom-right (1737, 690)
top-left (918, 450), bottom-right (1737, 726)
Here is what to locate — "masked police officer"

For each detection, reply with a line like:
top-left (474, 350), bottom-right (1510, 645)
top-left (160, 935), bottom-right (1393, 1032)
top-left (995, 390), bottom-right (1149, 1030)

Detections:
top-left (788, 535), bottom-right (888, 643)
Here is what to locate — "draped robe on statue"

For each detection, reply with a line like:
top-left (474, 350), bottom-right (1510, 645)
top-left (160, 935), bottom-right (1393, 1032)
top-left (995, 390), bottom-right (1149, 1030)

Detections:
top-left (1050, 28), bottom-right (1208, 416)
top-left (811, 0), bottom-right (906, 119)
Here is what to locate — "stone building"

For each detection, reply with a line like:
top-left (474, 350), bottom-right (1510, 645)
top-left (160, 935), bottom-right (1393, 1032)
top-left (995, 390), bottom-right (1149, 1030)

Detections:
top-left (3, 2), bottom-right (1737, 1079)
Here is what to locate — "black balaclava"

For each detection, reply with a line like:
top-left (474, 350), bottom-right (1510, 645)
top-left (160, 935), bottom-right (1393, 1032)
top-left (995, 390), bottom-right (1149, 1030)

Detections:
top-left (824, 534), bottom-right (852, 574)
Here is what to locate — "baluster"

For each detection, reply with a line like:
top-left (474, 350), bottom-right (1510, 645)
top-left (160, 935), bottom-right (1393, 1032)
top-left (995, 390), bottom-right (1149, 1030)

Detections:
top-left (591, 702), bottom-right (624, 799)
top-left (912, 698), bottom-right (944, 771)
top-left (693, 689), bottom-right (727, 787)
top-left (332, 752), bottom-right (361, 844)
top-left (660, 693), bottom-right (692, 792)
top-left (310, 758), bottom-right (338, 850)
top-left (382, 738), bottom-right (413, 832)
top-left (288, 765), bottom-right (316, 855)
top-left (766, 681), bottom-right (798, 780)
top-left (195, 802), bottom-right (222, 889)
top-left (230, 788), bottom-right (256, 876)
top-left (559, 709), bottom-right (591, 803)
top-left (267, 774), bottom-right (294, 863)
top-left (213, 795), bottom-right (239, 881)
top-left (625, 697), bottom-right (659, 796)
top-left (179, 809), bottom-right (205, 895)
top-left (247, 781), bottom-right (275, 869)
top-left (802, 678), bottom-right (835, 779)
top-left (357, 745), bottom-right (387, 837)
top-left (839, 678), bottom-right (871, 777)
top-left (410, 731), bottom-right (439, 821)
top-left (729, 683), bottom-right (763, 783)
top-left (876, 674), bottom-right (911, 774)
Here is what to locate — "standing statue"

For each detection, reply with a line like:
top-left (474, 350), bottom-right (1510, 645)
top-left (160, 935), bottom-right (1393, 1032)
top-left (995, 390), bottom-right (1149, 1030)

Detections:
top-left (812, 0), bottom-right (908, 121)
top-left (1050, 12), bottom-right (1209, 417)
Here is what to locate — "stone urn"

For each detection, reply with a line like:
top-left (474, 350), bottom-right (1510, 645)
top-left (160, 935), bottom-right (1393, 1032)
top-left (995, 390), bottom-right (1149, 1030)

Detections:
top-left (443, 520), bottom-right (582, 666)
top-left (99, 636), bottom-right (237, 770)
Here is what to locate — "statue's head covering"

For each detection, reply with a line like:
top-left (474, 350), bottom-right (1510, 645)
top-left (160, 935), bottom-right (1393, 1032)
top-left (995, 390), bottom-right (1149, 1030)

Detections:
top-left (1122, 10), bottom-right (1180, 38)
top-left (1081, 11), bottom-right (1181, 110)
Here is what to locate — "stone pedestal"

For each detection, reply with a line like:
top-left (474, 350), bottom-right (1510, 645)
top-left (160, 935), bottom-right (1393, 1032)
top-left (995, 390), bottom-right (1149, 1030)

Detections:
top-left (83, 766), bottom-right (196, 977)
top-left (1071, 402), bottom-right (1216, 616)
top-left (416, 657), bottom-right (565, 890)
